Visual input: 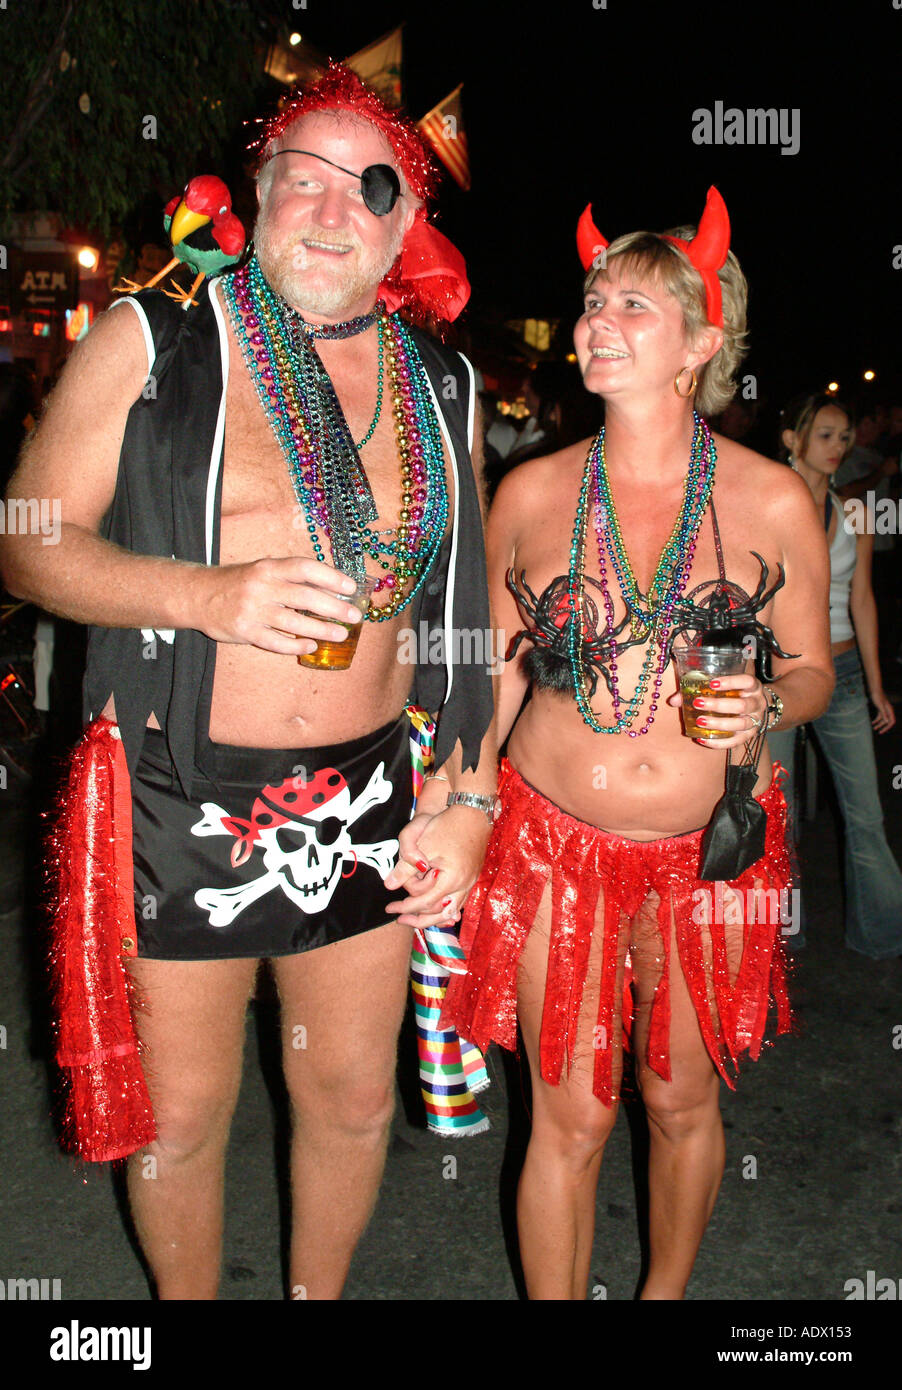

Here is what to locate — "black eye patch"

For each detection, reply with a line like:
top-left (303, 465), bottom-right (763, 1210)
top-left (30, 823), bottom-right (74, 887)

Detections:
top-left (358, 163), bottom-right (400, 215)
top-left (311, 815), bottom-right (344, 847)
top-left (275, 815), bottom-right (344, 853)
top-left (267, 149), bottom-right (401, 216)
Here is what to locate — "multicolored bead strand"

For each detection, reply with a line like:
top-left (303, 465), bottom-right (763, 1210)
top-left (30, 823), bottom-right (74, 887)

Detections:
top-left (567, 412), bottom-right (716, 735)
top-left (221, 255), bottom-right (448, 620)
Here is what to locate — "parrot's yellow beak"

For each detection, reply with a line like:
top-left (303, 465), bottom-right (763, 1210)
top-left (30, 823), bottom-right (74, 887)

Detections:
top-left (169, 199), bottom-right (210, 247)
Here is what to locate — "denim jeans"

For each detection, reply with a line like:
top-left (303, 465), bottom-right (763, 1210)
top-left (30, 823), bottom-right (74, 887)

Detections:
top-left (767, 647), bottom-right (902, 959)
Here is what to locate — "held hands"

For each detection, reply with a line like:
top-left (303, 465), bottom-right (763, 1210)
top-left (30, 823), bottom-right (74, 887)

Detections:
top-left (666, 672), bottom-right (769, 750)
top-left (198, 557), bottom-right (363, 656)
top-left (383, 803), bottom-right (493, 930)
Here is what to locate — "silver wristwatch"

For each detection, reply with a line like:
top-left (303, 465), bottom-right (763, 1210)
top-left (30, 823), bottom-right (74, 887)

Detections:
top-left (765, 688), bottom-right (784, 727)
top-left (446, 791), bottom-right (501, 823)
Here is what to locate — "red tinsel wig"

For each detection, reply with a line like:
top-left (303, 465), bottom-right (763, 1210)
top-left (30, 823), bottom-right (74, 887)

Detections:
top-left (251, 62), bottom-right (439, 204)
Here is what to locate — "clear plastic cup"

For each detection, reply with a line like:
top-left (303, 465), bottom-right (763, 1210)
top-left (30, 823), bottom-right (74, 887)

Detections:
top-left (296, 576), bottom-right (377, 672)
top-left (672, 643), bottom-right (749, 740)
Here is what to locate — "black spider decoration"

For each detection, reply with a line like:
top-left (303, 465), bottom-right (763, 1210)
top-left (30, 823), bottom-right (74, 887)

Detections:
top-left (664, 551), bottom-right (799, 680)
top-left (506, 568), bottom-right (645, 698)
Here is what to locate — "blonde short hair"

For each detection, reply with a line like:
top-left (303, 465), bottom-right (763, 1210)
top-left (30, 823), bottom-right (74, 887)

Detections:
top-left (584, 228), bottom-right (749, 417)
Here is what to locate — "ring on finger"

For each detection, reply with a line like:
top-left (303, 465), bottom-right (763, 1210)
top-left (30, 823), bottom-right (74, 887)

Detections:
top-left (747, 712), bottom-right (761, 730)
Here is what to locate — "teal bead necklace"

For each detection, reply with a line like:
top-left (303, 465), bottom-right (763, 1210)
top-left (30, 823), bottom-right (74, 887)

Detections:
top-left (223, 256), bottom-right (448, 620)
top-left (353, 317), bottom-right (384, 450)
top-left (567, 412), bottom-right (716, 735)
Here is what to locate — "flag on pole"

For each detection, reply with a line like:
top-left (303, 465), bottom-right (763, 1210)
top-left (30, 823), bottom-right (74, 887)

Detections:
top-left (418, 86), bottom-right (471, 191)
top-left (345, 27), bottom-right (403, 107)
top-left (264, 37), bottom-right (327, 87)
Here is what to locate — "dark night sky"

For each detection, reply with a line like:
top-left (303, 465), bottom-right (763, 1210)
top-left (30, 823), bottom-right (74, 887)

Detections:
top-left (295, 0), bottom-right (902, 420)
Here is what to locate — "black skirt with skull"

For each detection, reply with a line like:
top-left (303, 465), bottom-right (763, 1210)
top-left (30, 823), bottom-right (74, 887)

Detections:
top-left (131, 715), bottom-right (414, 959)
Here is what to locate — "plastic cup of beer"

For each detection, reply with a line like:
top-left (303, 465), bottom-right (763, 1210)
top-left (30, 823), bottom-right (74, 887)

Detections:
top-left (297, 575), bottom-right (377, 672)
top-left (673, 643), bottom-right (749, 740)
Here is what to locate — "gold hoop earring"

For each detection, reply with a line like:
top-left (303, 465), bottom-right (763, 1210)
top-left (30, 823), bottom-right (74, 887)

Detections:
top-left (673, 367), bottom-right (697, 398)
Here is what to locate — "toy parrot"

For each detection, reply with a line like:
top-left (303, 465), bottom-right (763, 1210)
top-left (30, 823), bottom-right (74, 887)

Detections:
top-left (115, 174), bottom-right (246, 306)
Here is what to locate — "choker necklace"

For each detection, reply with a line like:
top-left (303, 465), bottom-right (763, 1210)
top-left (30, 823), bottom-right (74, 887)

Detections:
top-left (289, 305), bottom-right (381, 340)
top-left (223, 255), bottom-right (448, 619)
top-left (568, 411), bottom-right (716, 735)
top-left (283, 304), bottom-right (386, 450)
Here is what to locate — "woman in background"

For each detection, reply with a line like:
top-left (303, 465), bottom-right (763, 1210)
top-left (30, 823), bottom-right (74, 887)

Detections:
top-left (769, 393), bottom-right (902, 959)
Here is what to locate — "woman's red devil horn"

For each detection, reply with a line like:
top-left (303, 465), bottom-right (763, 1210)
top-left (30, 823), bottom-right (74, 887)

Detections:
top-left (577, 203), bottom-right (609, 271)
top-left (685, 186), bottom-right (730, 272)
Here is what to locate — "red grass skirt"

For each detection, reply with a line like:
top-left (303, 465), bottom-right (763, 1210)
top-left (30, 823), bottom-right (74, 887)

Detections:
top-left (441, 758), bottom-right (793, 1106)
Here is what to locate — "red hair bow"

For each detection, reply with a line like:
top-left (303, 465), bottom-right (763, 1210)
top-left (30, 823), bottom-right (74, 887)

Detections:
top-left (379, 211), bottom-right (471, 322)
top-left (576, 186), bottom-right (731, 329)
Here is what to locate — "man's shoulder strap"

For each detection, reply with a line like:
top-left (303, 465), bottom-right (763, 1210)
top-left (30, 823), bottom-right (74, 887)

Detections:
top-left (110, 283), bottom-right (217, 386)
top-left (407, 325), bottom-right (474, 452)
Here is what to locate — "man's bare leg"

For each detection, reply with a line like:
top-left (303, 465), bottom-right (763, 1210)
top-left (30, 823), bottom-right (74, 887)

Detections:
top-left (124, 956), bottom-right (259, 1299)
top-left (272, 920), bottom-right (414, 1300)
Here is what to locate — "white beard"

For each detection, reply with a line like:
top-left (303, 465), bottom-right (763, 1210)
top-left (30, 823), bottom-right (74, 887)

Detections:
top-left (253, 209), bottom-right (404, 317)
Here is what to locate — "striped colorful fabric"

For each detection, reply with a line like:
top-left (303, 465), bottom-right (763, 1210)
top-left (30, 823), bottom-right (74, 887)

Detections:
top-left (461, 1037), bottom-right (489, 1094)
top-left (404, 704), bottom-right (490, 1135)
top-left (416, 923), bottom-right (466, 975)
top-left (412, 948), bottom-right (489, 1134)
top-left (405, 703), bottom-right (434, 804)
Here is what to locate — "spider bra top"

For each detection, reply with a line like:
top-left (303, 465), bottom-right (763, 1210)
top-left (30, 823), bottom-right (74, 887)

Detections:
top-left (509, 497), bottom-right (782, 695)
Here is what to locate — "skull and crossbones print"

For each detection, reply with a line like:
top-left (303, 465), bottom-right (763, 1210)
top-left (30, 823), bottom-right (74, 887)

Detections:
top-left (190, 762), bottom-right (399, 928)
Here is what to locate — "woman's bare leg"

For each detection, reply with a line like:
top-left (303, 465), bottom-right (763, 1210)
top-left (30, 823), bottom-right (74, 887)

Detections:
top-left (125, 956), bottom-right (260, 1299)
top-left (630, 894), bottom-right (728, 1299)
top-left (516, 883), bottom-right (625, 1300)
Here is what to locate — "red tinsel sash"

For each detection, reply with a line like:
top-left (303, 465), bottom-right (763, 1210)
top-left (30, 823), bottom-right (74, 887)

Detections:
top-left (442, 760), bottom-right (793, 1107)
top-left (47, 717), bottom-right (156, 1161)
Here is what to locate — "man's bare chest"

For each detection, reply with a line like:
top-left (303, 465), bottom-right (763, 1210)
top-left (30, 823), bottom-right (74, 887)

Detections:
top-left (219, 339), bottom-right (416, 558)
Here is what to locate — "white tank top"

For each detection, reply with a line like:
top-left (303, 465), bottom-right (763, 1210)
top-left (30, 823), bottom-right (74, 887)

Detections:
top-left (828, 492), bottom-right (857, 643)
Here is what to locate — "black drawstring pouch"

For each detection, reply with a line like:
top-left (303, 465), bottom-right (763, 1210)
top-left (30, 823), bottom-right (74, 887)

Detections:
top-left (698, 723), bottom-right (768, 881)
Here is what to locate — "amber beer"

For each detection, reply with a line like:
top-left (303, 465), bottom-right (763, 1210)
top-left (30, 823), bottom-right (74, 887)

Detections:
top-left (297, 626), bottom-right (362, 671)
top-left (678, 671), bottom-right (743, 739)
top-left (297, 576), bottom-right (377, 672)
top-left (672, 644), bottom-right (749, 740)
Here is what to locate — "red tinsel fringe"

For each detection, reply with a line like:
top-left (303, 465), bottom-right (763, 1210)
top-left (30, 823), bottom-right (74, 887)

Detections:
top-left (379, 213), bottom-right (471, 324)
top-left (442, 759), bottom-right (794, 1107)
top-left (46, 717), bottom-right (156, 1162)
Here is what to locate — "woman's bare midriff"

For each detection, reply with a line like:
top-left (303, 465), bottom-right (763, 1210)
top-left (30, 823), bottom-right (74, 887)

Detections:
top-left (507, 686), bottom-right (772, 841)
top-left (502, 442), bottom-right (787, 840)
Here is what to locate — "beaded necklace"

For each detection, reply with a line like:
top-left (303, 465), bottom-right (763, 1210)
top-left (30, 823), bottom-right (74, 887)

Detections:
top-left (223, 255), bottom-right (449, 620)
top-left (567, 412), bottom-right (716, 735)
top-left (281, 303), bottom-right (384, 448)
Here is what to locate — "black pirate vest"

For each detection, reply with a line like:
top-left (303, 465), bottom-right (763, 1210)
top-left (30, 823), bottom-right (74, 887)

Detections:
top-left (83, 279), bottom-right (493, 792)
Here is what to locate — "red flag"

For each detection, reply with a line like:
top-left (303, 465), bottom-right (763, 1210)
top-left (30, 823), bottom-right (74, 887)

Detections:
top-left (418, 86), bottom-right (471, 191)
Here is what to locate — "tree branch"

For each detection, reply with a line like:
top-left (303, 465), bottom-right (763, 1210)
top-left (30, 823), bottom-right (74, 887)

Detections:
top-left (1, 0), bottom-right (75, 175)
